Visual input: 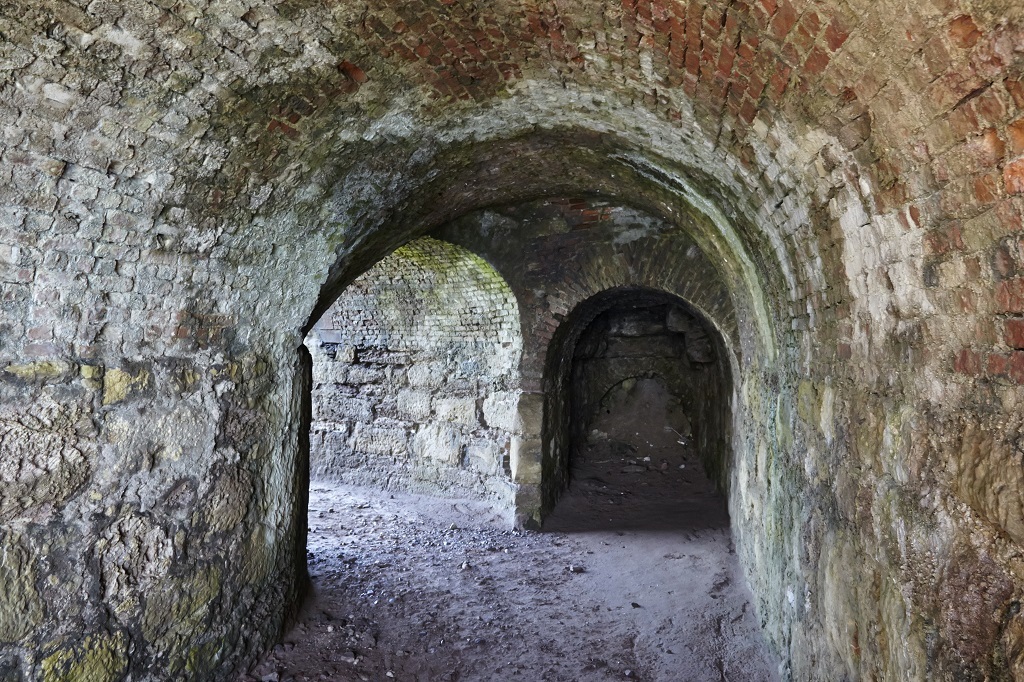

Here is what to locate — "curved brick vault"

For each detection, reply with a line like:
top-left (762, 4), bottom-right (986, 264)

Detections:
top-left (1, 0), bottom-right (1024, 679)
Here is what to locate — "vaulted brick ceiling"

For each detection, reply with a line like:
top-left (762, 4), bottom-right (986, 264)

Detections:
top-left (2, 0), bottom-right (1024, 680)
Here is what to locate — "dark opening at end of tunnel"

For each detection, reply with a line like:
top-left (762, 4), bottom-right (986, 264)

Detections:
top-left (542, 289), bottom-right (734, 534)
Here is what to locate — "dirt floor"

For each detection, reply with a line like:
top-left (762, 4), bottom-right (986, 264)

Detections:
top-left (240, 380), bottom-right (780, 681)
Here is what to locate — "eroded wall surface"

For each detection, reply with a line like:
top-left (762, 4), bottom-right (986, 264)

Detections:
top-left (1, 0), bottom-right (1023, 679)
top-left (307, 238), bottom-right (521, 509)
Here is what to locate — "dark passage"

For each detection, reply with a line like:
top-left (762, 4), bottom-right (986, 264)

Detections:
top-left (547, 295), bottom-right (733, 531)
top-left (543, 376), bottom-right (728, 534)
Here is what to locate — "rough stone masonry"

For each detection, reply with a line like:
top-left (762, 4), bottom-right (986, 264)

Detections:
top-left (2, 0), bottom-right (1024, 680)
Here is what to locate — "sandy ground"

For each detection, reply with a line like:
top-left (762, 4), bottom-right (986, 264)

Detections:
top-left (240, 381), bottom-right (780, 681)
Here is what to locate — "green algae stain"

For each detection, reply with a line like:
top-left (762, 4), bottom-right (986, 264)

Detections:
top-left (242, 526), bottom-right (275, 586)
top-left (142, 567), bottom-right (223, 645)
top-left (3, 360), bottom-right (74, 382)
top-left (185, 639), bottom-right (222, 677)
top-left (774, 394), bottom-right (794, 451)
top-left (0, 534), bottom-right (44, 643)
top-left (41, 632), bottom-right (128, 682)
top-left (796, 379), bottom-right (818, 423)
top-left (102, 367), bottom-right (151, 406)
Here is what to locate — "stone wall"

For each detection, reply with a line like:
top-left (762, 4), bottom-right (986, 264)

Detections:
top-left (308, 238), bottom-right (521, 510)
top-left (2, 0), bottom-right (1024, 679)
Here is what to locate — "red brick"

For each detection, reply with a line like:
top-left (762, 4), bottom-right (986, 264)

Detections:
top-left (922, 33), bottom-right (952, 78)
top-left (995, 198), bottom-right (1024, 233)
top-left (996, 277), bottom-right (1024, 312)
top-left (769, 62), bottom-right (792, 100)
top-left (1005, 318), bottom-right (1024, 349)
top-left (955, 348), bottom-right (982, 375)
top-left (799, 11), bottom-right (820, 36)
top-left (780, 41), bottom-right (800, 67)
top-left (770, 0), bottom-right (797, 40)
top-left (825, 18), bottom-right (849, 51)
top-left (792, 23), bottom-right (816, 53)
top-left (948, 100), bottom-right (982, 139)
top-left (1004, 158), bottom-right (1024, 194)
top-left (967, 128), bottom-right (1006, 167)
top-left (26, 325), bottom-right (53, 341)
top-left (1008, 119), bottom-right (1024, 157)
top-left (988, 352), bottom-right (1009, 375)
top-left (1011, 351), bottom-right (1024, 383)
top-left (1006, 77), bottom-right (1024, 110)
top-left (993, 242), bottom-right (1018, 280)
top-left (740, 98), bottom-right (757, 124)
top-left (339, 61), bottom-right (368, 84)
top-left (974, 172), bottom-right (999, 204)
top-left (24, 342), bottom-right (58, 358)
top-left (908, 204), bottom-right (921, 228)
top-left (958, 291), bottom-right (977, 312)
top-left (948, 15), bottom-right (982, 49)
top-left (974, 89), bottom-right (1007, 126)
top-left (747, 75), bottom-right (766, 99)
top-left (965, 256), bottom-right (982, 280)
top-left (718, 44), bottom-right (737, 75)
top-left (804, 46), bottom-right (830, 76)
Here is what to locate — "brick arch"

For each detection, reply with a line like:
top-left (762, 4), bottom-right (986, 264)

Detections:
top-left (537, 285), bottom-right (736, 521)
top-left (3, 0), bottom-right (1024, 678)
top-left (310, 129), bottom-right (787, 361)
top-left (432, 196), bottom-right (749, 524)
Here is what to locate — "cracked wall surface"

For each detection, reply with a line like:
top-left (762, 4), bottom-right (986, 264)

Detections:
top-left (1, 0), bottom-right (1024, 679)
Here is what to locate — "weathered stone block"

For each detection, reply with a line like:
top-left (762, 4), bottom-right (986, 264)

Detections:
top-left (482, 391), bottom-right (519, 431)
top-left (0, 533), bottom-right (44, 643)
top-left (466, 439), bottom-right (504, 474)
top-left (510, 435), bottom-right (542, 484)
top-left (40, 631), bottom-right (129, 682)
top-left (396, 389), bottom-right (432, 421)
top-left (412, 422), bottom-right (461, 465)
top-left (316, 395), bottom-right (372, 423)
top-left (433, 396), bottom-right (478, 426)
top-left (352, 423), bottom-right (408, 457)
top-left (102, 365), bottom-right (152, 406)
top-left (406, 361), bottom-right (448, 389)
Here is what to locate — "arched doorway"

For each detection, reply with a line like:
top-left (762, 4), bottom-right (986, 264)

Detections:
top-left (534, 288), bottom-right (774, 680)
top-left (541, 286), bottom-right (735, 519)
top-left (306, 236), bottom-right (523, 513)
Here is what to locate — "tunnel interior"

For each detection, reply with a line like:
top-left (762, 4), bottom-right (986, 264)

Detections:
top-left (5, 1), bottom-right (1024, 679)
top-left (569, 292), bottom-right (732, 492)
top-left (542, 286), bottom-right (735, 525)
top-left (292, 232), bottom-right (769, 681)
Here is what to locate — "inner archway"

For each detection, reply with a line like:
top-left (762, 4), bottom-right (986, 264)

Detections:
top-left (538, 289), bottom-right (775, 679)
top-left (565, 291), bottom-right (733, 506)
top-left (306, 236), bottom-right (522, 512)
